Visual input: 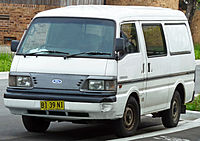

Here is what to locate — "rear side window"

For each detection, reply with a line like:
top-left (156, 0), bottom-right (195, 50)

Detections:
top-left (164, 24), bottom-right (191, 55)
top-left (142, 24), bottom-right (167, 57)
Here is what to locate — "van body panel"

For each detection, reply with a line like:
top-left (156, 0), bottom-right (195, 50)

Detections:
top-left (105, 60), bottom-right (118, 76)
top-left (117, 53), bottom-right (145, 110)
top-left (10, 56), bottom-right (20, 72)
top-left (35, 5), bottom-right (187, 22)
top-left (12, 56), bottom-right (110, 76)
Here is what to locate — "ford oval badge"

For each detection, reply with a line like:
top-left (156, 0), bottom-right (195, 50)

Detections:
top-left (52, 79), bottom-right (62, 84)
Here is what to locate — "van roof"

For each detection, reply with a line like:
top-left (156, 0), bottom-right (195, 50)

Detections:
top-left (35, 5), bottom-right (187, 22)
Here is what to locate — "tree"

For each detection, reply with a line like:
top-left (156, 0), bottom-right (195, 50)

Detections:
top-left (180, 0), bottom-right (200, 24)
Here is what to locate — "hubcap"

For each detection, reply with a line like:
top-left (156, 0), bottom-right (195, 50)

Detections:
top-left (123, 106), bottom-right (135, 130)
top-left (172, 99), bottom-right (179, 122)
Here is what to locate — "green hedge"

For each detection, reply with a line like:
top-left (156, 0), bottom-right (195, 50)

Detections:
top-left (186, 95), bottom-right (200, 111)
top-left (195, 44), bottom-right (200, 59)
top-left (0, 53), bottom-right (13, 72)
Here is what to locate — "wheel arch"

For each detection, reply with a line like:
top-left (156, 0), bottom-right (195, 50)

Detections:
top-left (129, 92), bottom-right (140, 108)
top-left (125, 90), bottom-right (141, 116)
top-left (174, 83), bottom-right (185, 104)
top-left (119, 87), bottom-right (142, 117)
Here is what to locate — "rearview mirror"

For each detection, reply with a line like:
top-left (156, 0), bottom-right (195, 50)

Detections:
top-left (115, 38), bottom-right (125, 52)
top-left (11, 40), bottom-right (19, 52)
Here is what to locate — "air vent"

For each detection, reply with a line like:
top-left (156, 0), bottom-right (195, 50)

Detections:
top-left (49, 111), bottom-right (66, 116)
top-left (68, 112), bottom-right (89, 117)
top-left (32, 77), bottom-right (38, 85)
top-left (27, 110), bottom-right (66, 116)
top-left (28, 110), bottom-right (46, 115)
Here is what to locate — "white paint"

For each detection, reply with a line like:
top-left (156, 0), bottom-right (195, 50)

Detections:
top-left (109, 118), bottom-right (200, 141)
top-left (153, 136), bottom-right (190, 141)
top-left (35, 5), bottom-right (187, 22)
top-left (13, 56), bottom-right (116, 76)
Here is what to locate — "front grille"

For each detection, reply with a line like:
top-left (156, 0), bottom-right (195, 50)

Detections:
top-left (68, 112), bottom-right (89, 117)
top-left (28, 110), bottom-right (46, 115)
top-left (27, 110), bottom-right (89, 117)
top-left (27, 110), bottom-right (66, 116)
top-left (49, 111), bottom-right (66, 116)
top-left (30, 73), bottom-right (88, 90)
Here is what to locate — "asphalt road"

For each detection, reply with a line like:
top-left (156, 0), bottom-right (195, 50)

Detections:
top-left (136, 127), bottom-right (200, 141)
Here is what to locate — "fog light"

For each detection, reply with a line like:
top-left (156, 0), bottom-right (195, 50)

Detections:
top-left (101, 103), bottom-right (113, 112)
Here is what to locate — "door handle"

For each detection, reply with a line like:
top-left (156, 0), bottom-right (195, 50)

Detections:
top-left (148, 63), bottom-right (151, 72)
top-left (141, 63), bottom-right (145, 73)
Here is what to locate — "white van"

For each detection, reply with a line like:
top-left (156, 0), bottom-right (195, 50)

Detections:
top-left (4, 5), bottom-right (195, 137)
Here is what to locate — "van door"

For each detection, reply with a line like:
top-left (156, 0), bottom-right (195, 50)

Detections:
top-left (141, 22), bottom-right (169, 113)
top-left (117, 22), bottom-right (146, 113)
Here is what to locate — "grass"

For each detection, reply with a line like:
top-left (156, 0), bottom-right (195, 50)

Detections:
top-left (0, 53), bottom-right (13, 72)
top-left (186, 95), bottom-right (200, 111)
top-left (194, 44), bottom-right (200, 59)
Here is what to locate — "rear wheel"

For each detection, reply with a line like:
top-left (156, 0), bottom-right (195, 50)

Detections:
top-left (113, 97), bottom-right (140, 137)
top-left (162, 90), bottom-right (181, 128)
top-left (22, 115), bottom-right (50, 132)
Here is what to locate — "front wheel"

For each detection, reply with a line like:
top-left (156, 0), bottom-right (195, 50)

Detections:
top-left (162, 90), bottom-right (181, 128)
top-left (113, 97), bottom-right (140, 137)
top-left (22, 115), bottom-right (50, 132)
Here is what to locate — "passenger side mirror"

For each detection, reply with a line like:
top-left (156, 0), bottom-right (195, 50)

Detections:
top-left (115, 38), bottom-right (125, 52)
top-left (11, 40), bottom-right (20, 52)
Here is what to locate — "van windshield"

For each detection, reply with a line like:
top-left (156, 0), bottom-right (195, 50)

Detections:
top-left (17, 18), bottom-right (116, 58)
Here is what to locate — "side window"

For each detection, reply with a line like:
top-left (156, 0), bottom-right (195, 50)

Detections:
top-left (120, 23), bottom-right (139, 55)
top-left (164, 24), bottom-right (191, 55)
top-left (142, 24), bottom-right (167, 57)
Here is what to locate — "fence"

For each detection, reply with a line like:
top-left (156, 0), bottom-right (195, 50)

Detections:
top-left (0, 0), bottom-right (60, 5)
top-left (0, 0), bottom-right (104, 6)
top-left (63, 0), bottom-right (104, 5)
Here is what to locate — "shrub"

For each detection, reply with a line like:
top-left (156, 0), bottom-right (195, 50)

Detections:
top-left (195, 44), bottom-right (200, 59)
top-left (0, 53), bottom-right (13, 72)
top-left (186, 95), bottom-right (200, 111)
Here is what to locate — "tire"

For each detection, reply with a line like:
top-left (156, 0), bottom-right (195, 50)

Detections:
top-left (22, 115), bottom-right (50, 132)
top-left (113, 97), bottom-right (140, 137)
top-left (162, 90), bottom-right (181, 128)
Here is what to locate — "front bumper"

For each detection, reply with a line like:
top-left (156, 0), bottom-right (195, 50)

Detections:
top-left (4, 88), bottom-right (120, 120)
top-left (4, 88), bottom-right (116, 103)
top-left (4, 98), bottom-right (120, 120)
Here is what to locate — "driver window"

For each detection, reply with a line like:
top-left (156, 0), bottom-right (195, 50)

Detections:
top-left (120, 23), bottom-right (139, 55)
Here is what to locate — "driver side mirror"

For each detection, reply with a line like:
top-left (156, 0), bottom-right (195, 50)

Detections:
top-left (115, 38), bottom-right (125, 52)
top-left (11, 40), bottom-right (19, 52)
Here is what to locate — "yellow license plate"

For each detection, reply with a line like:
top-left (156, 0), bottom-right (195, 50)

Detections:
top-left (40, 101), bottom-right (65, 110)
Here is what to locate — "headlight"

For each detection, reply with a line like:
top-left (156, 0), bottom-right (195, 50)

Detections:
top-left (86, 79), bottom-right (116, 91)
top-left (89, 80), bottom-right (104, 90)
top-left (9, 75), bottom-right (32, 87)
top-left (17, 76), bottom-right (32, 87)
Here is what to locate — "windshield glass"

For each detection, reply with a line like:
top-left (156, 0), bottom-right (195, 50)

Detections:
top-left (18, 17), bottom-right (115, 58)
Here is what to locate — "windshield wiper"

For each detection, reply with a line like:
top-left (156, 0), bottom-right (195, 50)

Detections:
top-left (24, 50), bottom-right (69, 58)
top-left (65, 51), bottom-right (111, 59)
